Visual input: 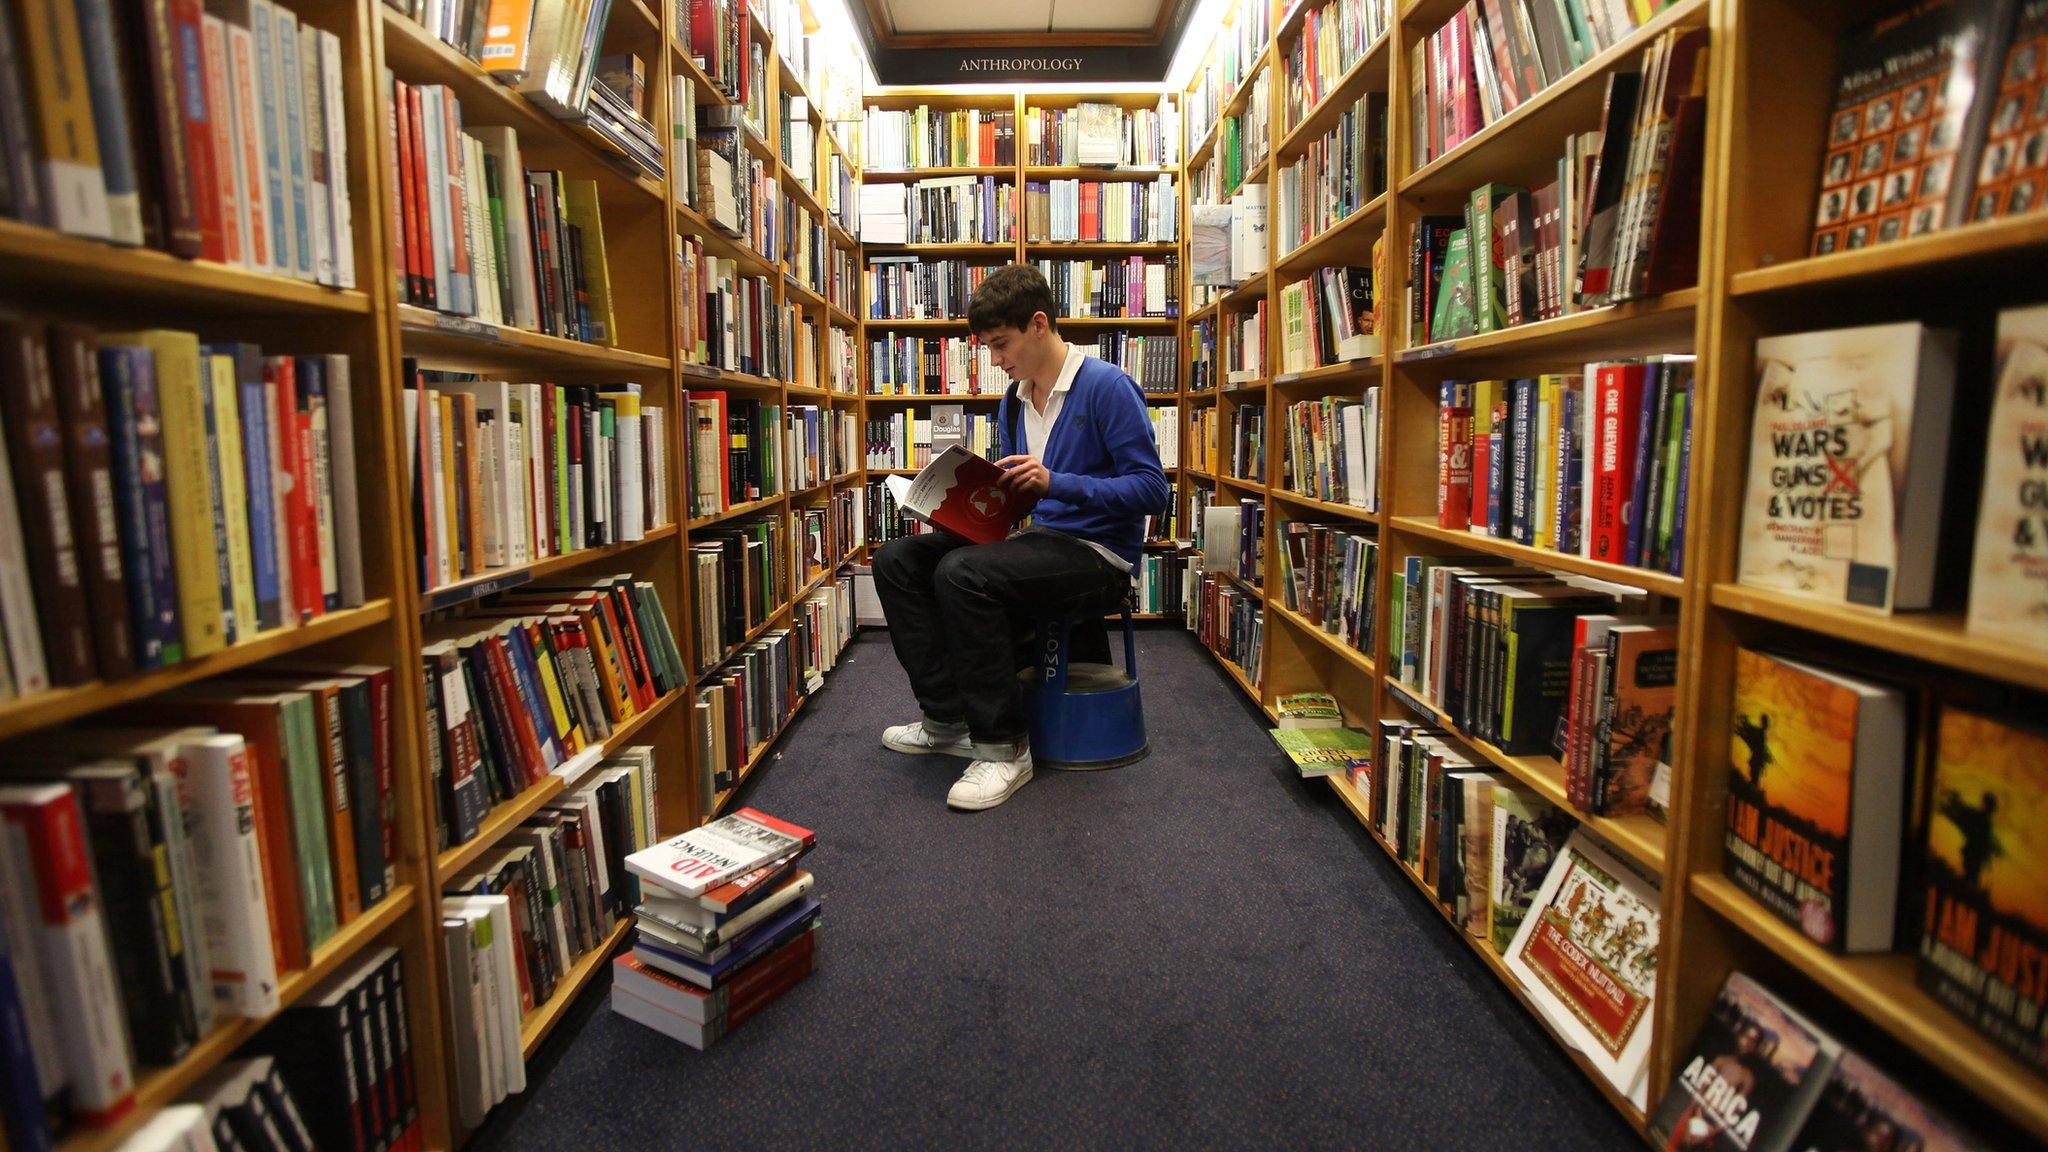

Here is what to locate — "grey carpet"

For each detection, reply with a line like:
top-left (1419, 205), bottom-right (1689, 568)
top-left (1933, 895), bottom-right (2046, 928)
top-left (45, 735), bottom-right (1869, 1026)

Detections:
top-left (471, 630), bottom-right (1644, 1152)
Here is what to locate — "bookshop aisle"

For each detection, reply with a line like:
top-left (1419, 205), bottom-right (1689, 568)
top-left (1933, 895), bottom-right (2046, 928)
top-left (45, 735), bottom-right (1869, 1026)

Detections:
top-left (471, 632), bottom-right (1638, 1151)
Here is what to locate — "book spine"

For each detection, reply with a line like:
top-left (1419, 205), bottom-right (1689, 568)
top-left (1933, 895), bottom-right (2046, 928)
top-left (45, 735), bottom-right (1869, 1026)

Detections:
top-left (138, 0), bottom-right (204, 255)
top-left (71, 0), bottom-right (144, 244)
top-left (1, 321), bottom-right (96, 684)
top-left (96, 345), bottom-right (181, 666)
top-left (48, 325), bottom-right (136, 677)
top-left (274, 7), bottom-right (311, 280)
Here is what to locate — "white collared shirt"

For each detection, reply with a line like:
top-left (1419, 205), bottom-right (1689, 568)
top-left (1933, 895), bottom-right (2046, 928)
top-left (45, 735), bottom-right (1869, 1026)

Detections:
top-left (1018, 345), bottom-right (1131, 574)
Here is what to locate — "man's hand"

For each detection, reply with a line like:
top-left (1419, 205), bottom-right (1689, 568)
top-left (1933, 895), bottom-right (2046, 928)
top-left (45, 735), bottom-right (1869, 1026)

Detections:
top-left (994, 454), bottom-right (1051, 499)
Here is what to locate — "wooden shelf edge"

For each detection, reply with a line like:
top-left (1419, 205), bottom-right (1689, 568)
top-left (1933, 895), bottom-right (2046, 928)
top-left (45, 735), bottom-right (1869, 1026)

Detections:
top-left (397, 305), bottom-right (672, 370)
top-left (520, 917), bottom-right (635, 1058)
top-left (686, 493), bottom-right (786, 531)
top-left (1708, 583), bottom-right (2048, 693)
top-left (0, 601), bottom-right (395, 742)
top-left (1273, 193), bottom-right (1390, 279)
top-left (0, 220), bottom-right (374, 314)
top-left (1395, 289), bottom-right (1699, 365)
top-left (1731, 212), bottom-right (2048, 297)
top-left (421, 525), bottom-right (681, 613)
top-left (1269, 488), bottom-right (1378, 523)
top-left (1275, 33), bottom-right (1392, 160)
top-left (1387, 516), bottom-right (1685, 597)
top-left (1269, 602), bottom-right (1377, 677)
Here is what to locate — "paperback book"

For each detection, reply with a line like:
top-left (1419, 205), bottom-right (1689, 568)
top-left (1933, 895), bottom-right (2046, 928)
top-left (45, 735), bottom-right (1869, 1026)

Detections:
top-left (1650, 971), bottom-right (1840, 1152)
top-left (881, 445), bottom-right (1033, 546)
top-left (626, 808), bottom-right (813, 898)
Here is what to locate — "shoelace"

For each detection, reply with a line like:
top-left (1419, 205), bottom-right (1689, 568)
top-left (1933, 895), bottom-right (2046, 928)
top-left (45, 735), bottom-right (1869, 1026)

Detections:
top-left (960, 762), bottom-right (1000, 787)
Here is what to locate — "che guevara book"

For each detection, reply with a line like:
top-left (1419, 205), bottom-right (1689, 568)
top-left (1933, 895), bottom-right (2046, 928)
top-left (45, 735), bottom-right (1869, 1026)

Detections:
top-left (1503, 830), bottom-right (1661, 1106)
top-left (625, 807), bottom-right (813, 898)
top-left (1649, 970), bottom-right (1840, 1152)
top-left (882, 445), bottom-right (1033, 545)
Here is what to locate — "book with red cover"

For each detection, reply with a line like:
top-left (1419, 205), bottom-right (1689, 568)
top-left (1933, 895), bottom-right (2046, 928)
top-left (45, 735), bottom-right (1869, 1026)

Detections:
top-left (881, 445), bottom-right (1032, 545)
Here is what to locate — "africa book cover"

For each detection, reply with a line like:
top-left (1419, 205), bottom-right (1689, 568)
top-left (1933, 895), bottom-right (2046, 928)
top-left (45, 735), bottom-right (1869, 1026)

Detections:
top-left (1651, 971), bottom-right (1839, 1152)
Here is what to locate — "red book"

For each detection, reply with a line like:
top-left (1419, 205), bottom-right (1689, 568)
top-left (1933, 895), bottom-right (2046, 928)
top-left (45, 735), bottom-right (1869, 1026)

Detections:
top-left (1436, 381), bottom-right (1472, 530)
top-left (269, 356), bottom-right (322, 623)
top-left (385, 74), bottom-right (412, 302)
top-left (1589, 363), bottom-right (1647, 565)
top-left (733, 807), bottom-right (816, 848)
top-left (483, 631), bottom-right (548, 782)
top-left (881, 446), bottom-right (1032, 545)
top-left (406, 84), bottom-right (435, 308)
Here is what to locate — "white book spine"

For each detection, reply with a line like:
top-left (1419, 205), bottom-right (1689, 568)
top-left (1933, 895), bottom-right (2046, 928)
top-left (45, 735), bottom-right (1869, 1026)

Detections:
top-left (323, 355), bottom-right (364, 608)
top-left (0, 407), bottom-right (50, 694)
top-left (0, 818), bottom-right (68, 1096)
top-left (319, 30), bottom-right (355, 289)
top-left (249, 0), bottom-right (290, 274)
top-left (179, 735), bottom-right (281, 1017)
top-left (200, 16), bottom-right (250, 267)
top-left (146, 766), bottom-right (217, 1040)
top-left (297, 24), bottom-right (332, 286)
top-left (275, 8), bottom-right (312, 281)
top-left (421, 88), bottom-right (452, 312)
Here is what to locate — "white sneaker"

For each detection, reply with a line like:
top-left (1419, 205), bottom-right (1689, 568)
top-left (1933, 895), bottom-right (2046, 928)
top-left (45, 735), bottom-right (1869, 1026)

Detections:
top-left (882, 720), bottom-right (973, 757)
top-left (947, 753), bottom-right (1034, 811)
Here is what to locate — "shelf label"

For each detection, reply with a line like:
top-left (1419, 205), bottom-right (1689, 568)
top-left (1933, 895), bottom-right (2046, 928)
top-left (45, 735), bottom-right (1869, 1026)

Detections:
top-left (1400, 342), bottom-right (1456, 362)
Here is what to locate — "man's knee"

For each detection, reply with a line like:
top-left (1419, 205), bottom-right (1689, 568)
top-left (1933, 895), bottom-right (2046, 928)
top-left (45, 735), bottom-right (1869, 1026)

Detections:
top-left (872, 536), bottom-right (921, 587)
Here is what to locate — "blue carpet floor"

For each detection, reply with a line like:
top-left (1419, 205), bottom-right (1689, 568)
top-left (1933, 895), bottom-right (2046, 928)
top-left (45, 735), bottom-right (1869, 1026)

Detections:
top-left (471, 630), bottom-right (1644, 1151)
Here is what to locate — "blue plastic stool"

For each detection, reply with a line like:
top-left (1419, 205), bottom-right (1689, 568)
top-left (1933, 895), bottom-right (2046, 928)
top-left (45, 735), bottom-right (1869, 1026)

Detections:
top-left (1020, 599), bottom-right (1149, 771)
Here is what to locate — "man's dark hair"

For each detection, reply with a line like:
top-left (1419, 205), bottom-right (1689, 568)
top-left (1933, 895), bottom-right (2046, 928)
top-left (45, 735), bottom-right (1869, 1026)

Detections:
top-left (967, 263), bottom-right (1059, 335)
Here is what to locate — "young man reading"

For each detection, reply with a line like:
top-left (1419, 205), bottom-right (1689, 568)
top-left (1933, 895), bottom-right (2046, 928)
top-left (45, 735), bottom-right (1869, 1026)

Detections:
top-left (872, 264), bottom-right (1170, 811)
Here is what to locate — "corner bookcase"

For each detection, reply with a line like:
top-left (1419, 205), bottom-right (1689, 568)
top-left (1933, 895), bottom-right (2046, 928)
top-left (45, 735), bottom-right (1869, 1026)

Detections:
top-left (1176, 0), bottom-right (2048, 1143)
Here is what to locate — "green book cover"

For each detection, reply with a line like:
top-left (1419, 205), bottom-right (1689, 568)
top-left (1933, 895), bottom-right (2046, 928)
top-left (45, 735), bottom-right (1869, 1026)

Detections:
top-left (277, 691), bottom-right (337, 948)
top-left (1268, 727), bottom-right (1374, 777)
top-left (1431, 228), bottom-right (1479, 341)
top-left (1654, 387), bottom-right (1689, 569)
top-left (1466, 184), bottom-right (1523, 334)
top-left (1275, 691), bottom-right (1343, 727)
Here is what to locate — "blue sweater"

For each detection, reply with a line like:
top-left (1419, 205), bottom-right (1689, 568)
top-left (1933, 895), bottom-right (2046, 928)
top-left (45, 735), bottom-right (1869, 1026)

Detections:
top-left (998, 354), bottom-right (1170, 566)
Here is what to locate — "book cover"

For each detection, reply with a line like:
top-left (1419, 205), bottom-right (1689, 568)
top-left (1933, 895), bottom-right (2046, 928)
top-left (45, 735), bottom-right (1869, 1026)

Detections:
top-left (1786, 1050), bottom-right (1990, 1152)
top-left (1503, 830), bottom-right (1660, 1102)
top-left (1967, 302), bottom-right (2048, 646)
top-left (1724, 649), bottom-right (1909, 953)
top-left (626, 808), bottom-right (809, 897)
top-left (1429, 227), bottom-right (1477, 343)
top-left (1737, 323), bottom-right (1959, 611)
top-left (881, 445), bottom-right (1030, 546)
top-left (1274, 691), bottom-right (1343, 728)
top-left (1649, 971), bottom-right (1840, 1152)
top-left (1968, 0), bottom-right (2048, 222)
top-left (1595, 623), bottom-right (1678, 820)
top-left (1488, 785), bottom-right (1575, 954)
top-left (1267, 727), bottom-right (1372, 778)
top-left (1917, 704), bottom-right (2048, 1078)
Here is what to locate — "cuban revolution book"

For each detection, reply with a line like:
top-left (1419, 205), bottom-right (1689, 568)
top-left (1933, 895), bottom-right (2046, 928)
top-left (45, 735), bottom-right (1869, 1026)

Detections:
top-left (1723, 649), bottom-right (1909, 953)
top-left (1786, 1050), bottom-right (1991, 1152)
top-left (1916, 704), bottom-right (2048, 1078)
top-left (882, 445), bottom-right (1033, 545)
top-left (1967, 303), bottom-right (2048, 648)
top-left (1504, 830), bottom-right (1661, 1103)
top-left (1737, 323), bottom-right (1958, 611)
top-left (1650, 971), bottom-right (1840, 1152)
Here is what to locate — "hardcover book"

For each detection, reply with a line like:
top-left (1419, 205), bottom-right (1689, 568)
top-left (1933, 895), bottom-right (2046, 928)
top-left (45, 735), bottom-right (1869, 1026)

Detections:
top-left (1487, 784), bottom-right (1575, 955)
top-left (626, 807), bottom-right (811, 898)
top-left (1968, 302), bottom-right (2048, 646)
top-left (1723, 649), bottom-right (1909, 953)
top-left (1266, 727), bottom-right (1371, 778)
top-left (881, 445), bottom-right (1032, 546)
top-left (1649, 971), bottom-right (1840, 1152)
top-left (1917, 704), bottom-right (2048, 1078)
top-left (1503, 830), bottom-right (1660, 1104)
top-left (1968, 0), bottom-right (2048, 222)
top-left (1737, 323), bottom-right (1959, 611)
top-left (1786, 1051), bottom-right (1991, 1152)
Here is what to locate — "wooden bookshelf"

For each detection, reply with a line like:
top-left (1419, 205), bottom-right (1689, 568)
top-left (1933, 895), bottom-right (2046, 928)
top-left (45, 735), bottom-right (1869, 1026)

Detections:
top-left (520, 918), bottom-right (636, 1058)
top-left (1388, 516), bottom-right (1687, 599)
top-left (0, 218), bottom-right (374, 315)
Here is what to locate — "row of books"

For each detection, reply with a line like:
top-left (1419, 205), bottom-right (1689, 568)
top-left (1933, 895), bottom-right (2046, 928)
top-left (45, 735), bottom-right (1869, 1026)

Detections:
top-left (863, 477), bottom-right (921, 545)
top-left (575, 55), bottom-right (664, 178)
top-left (1, 325), bottom-right (363, 699)
top-left (1437, 358), bottom-right (1694, 576)
top-left (858, 177), bottom-right (1016, 246)
top-left (386, 81), bottom-right (619, 342)
top-left (1194, 85), bottom-right (1271, 209)
top-left (1191, 316), bottom-right (1220, 392)
top-left (1189, 182), bottom-right (1268, 287)
top-left (1280, 391), bottom-right (1382, 510)
top-left (1188, 562), bottom-right (1264, 687)
top-left (1023, 100), bottom-right (1181, 168)
top-left (404, 373), bottom-right (668, 594)
top-left (1280, 0), bottom-right (1391, 135)
top-left (677, 241), bottom-right (797, 380)
top-left (863, 107), bottom-right (1017, 171)
top-left (441, 749), bottom-right (655, 1126)
top-left (681, 0), bottom-right (748, 102)
top-left (1718, 646), bottom-right (2048, 1081)
top-left (1276, 521), bottom-right (1378, 655)
top-left (1184, 0), bottom-right (1273, 149)
top-left (1810, 0), bottom-right (2048, 255)
top-left (1198, 495), bottom-right (1264, 588)
top-left (1225, 299), bottom-right (1267, 384)
top-left (862, 257), bottom-right (996, 320)
top-left (682, 392), bottom-right (786, 516)
top-left (1087, 332), bottom-right (1179, 395)
top-left (398, 0), bottom-right (613, 117)
top-left (1132, 552), bottom-right (1185, 615)
top-left (1146, 408), bottom-right (1181, 469)
top-left (1738, 309), bottom-right (2048, 643)
top-left (1276, 265), bottom-right (1379, 372)
top-left (1033, 257), bottom-right (1182, 319)
top-left (790, 577), bottom-right (854, 686)
top-left (697, 632), bottom-right (801, 794)
top-left (782, 405), bottom-right (859, 494)
top-left (1228, 404), bottom-right (1265, 483)
top-left (0, 664), bottom-right (400, 1136)
top-left (1146, 479), bottom-right (1184, 542)
top-left (615, 808), bottom-right (819, 1050)
top-left (864, 335), bottom-right (1013, 396)
top-left (1021, 178), bottom-right (1181, 245)
top-left (689, 517), bottom-right (786, 670)
top-left (1273, 94), bottom-right (1387, 258)
top-left (793, 505), bottom-right (860, 590)
top-left (424, 577), bottom-right (684, 846)
top-left (0, 0), bottom-right (356, 287)
top-left (1187, 407), bottom-right (1217, 475)
top-left (1410, 0), bottom-right (1669, 168)
top-left (865, 411), bottom-right (999, 472)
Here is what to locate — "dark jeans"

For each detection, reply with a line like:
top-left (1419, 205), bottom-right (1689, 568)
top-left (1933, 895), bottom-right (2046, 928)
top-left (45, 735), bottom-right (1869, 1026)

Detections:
top-left (872, 529), bottom-right (1129, 759)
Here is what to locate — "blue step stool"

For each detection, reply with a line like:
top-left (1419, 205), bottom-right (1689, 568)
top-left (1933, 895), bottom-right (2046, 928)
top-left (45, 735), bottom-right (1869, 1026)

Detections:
top-left (1019, 597), bottom-right (1148, 771)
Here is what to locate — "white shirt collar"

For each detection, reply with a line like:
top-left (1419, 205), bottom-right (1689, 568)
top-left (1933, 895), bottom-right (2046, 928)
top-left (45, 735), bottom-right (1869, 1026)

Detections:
top-left (1047, 344), bottom-right (1085, 395)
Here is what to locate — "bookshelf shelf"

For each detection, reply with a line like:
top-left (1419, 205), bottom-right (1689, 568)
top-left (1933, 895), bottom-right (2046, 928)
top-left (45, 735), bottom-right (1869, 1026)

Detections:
top-left (1269, 602), bottom-right (1375, 677)
top-left (1273, 193), bottom-right (1389, 281)
top-left (680, 362), bottom-right (785, 390)
top-left (397, 305), bottom-right (673, 372)
top-left (830, 302), bottom-right (859, 327)
top-left (1226, 156), bottom-right (1273, 201)
top-left (618, 0), bottom-right (659, 35)
top-left (1217, 472), bottom-right (1266, 496)
top-left (1219, 271), bottom-right (1271, 308)
top-left (521, 917), bottom-right (636, 1058)
top-left (57, 886), bottom-right (419, 1152)
top-left (1388, 516), bottom-right (1687, 598)
top-left (1022, 241), bottom-right (1182, 253)
top-left (1217, 653), bottom-right (1267, 713)
top-left (785, 276), bottom-right (829, 311)
top-left (786, 381), bottom-right (831, 399)
top-left (1057, 316), bottom-right (1179, 327)
top-left (687, 493), bottom-right (786, 530)
top-left (419, 526), bottom-right (683, 614)
top-left (435, 689), bottom-right (683, 879)
top-left (1275, 31), bottom-right (1393, 161)
top-left (1397, 0), bottom-right (1709, 202)
top-left (673, 202), bottom-right (782, 277)
top-left (829, 221), bottom-right (859, 251)
top-left (1270, 488), bottom-right (1377, 524)
top-left (861, 166), bottom-right (1016, 182)
top-left (1330, 771), bottom-right (1652, 1137)
top-left (1730, 213), bottom-right (2048, 298)
top-left (1271, 358), bottom-right (1380, 388)
top-left (1689, 875), bottom-right (2048, 1143)
top-left (1021, 166), bottom-right (1177, 180)
top-left (1394, 288), bottom-right (1699, 369)
top-left (783, 172), bottom-right (829, 218)
top-left (671, 40), bottom-right (733, 107)
top-left (0, 219), bottom-right (374, 315)
top-left (863, 316), bottom-right (970, 328)
top-left (0, 601), bottom-right (394, 743)
top-left (864, 242), bottom-right (1020, 254)
top-left (862, 393), bottom-right (1005, 403)
top-left (1707, 584), bottom-right (2048, 694)
top-left (1382, 678), bottom-right (1667, 873)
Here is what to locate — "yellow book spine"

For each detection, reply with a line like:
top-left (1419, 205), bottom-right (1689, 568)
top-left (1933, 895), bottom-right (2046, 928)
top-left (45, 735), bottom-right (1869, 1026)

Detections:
top-left (16, 0), bottom-right (110, 238)
top-left (1536, 376), bottom-right (1563, 551)
top-left (207, 354), bottom-right (259, 639)
top-left (108, 330), bottom-right (223, 657)
top-left (585, 607), bottom-right (635, 721)
top-left (527, 620), bottom-right (580, 752)
top-left (562, 180), bottom-right (616, 347)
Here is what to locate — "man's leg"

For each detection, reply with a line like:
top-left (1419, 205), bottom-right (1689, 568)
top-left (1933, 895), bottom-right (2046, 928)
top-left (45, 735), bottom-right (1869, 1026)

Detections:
top-left (931, 532), bottom-right (1129, 762)
top-left (871, 532), bottom-right (973, 735)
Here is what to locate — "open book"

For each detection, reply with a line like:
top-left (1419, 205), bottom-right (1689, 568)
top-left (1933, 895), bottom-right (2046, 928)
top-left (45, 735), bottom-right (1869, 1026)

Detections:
top-left (883, 445), bottom-right (1033, 545)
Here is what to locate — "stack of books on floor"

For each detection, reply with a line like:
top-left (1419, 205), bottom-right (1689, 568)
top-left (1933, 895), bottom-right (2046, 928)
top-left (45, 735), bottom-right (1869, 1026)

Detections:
top-left (612, 807), bottom-right (820, 1050)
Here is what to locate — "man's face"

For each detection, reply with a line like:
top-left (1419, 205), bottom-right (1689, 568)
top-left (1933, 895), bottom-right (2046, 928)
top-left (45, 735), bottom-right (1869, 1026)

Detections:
top-left (977, 316), bottom-right (1046, 380)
